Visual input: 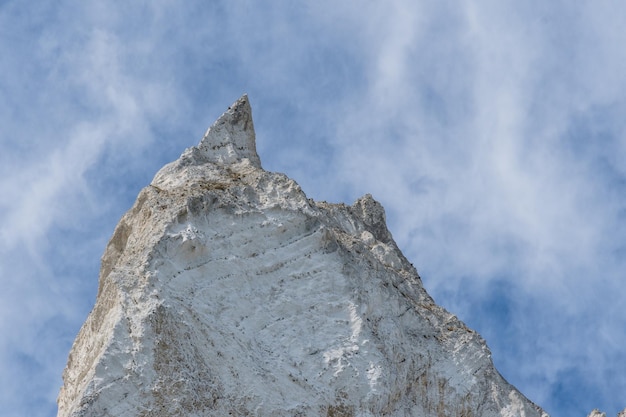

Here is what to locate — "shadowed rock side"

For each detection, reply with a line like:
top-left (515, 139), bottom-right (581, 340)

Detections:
top-left (58, 95), bottom-right (548, 417)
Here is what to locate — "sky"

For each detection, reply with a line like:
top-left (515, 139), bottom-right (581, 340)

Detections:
top-left (1, 1), bottom-right (625, 416)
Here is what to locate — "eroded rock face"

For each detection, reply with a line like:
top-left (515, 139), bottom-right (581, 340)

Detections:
top-left (58, 95), bottom-right (548, 417)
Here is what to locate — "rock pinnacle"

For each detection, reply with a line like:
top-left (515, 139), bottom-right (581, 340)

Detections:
top-left (57, 95), bottom-right (549, 417)
top-left (197, 94), bottom-right (261, 168)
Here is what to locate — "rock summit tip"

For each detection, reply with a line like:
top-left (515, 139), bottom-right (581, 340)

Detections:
top-left (197, 94), bottom-right (262, 168)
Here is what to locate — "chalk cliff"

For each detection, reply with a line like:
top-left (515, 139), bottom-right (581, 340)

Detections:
top-left (58, 95), bottom-right (548, 416)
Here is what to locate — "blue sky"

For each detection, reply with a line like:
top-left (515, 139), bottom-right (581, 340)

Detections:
top-left (1, 1), bottom-right (625, 416)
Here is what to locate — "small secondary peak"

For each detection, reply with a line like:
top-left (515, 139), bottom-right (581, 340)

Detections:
top-left (197, 94), bottom-right (262, 168)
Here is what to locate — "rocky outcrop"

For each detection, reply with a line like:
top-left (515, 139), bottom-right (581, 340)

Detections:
top-left (58, 95), bottom-right (548, 416)
top-left (588, 408), bottom-right (626, 417)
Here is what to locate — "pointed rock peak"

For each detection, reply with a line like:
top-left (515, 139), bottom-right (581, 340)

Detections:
top-left (352, 194), bottom-right (392, 243)
top-left (197, 94), bottom-right (262, 168)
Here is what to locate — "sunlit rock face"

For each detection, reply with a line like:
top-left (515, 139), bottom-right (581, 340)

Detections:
top-left (57, 95), bottom-right (548, 417)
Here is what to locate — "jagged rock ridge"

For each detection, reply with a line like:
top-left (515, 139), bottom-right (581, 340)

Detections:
top-left (588, 408), bottom-right (626, 417)
top-left (58, 95), bottom-right (549, 416)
